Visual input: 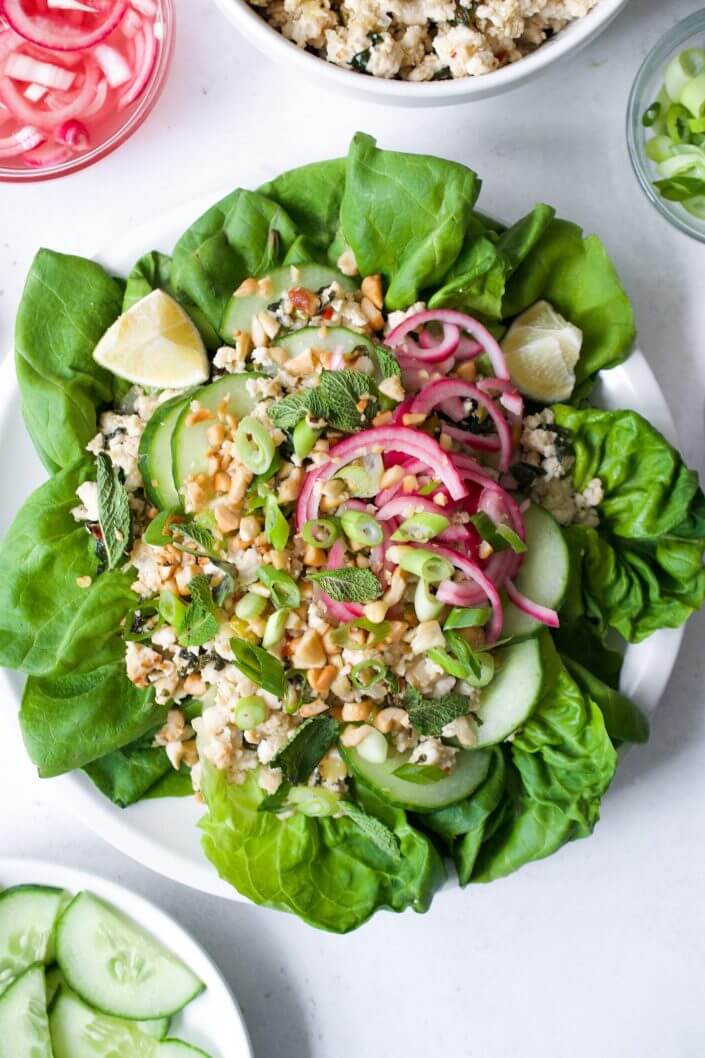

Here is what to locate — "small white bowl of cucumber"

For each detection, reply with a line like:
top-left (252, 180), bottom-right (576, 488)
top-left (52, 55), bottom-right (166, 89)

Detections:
top-left (0, 859), bottom-right (252, 1058)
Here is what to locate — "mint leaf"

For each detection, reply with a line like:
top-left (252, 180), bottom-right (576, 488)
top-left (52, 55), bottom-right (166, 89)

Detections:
top-left (180, 574), bottom-right (218, 647)
top-left (318, 369), bottom-right (377, 432)
top-left (339, 800), bottom-right (401, 859)
top-left (404, 685), bottom-right (470, 737)
top-left (271, 715), bottom-right (339, 783)
top-left (372, 343), bottom-right (401, 378)
top-left (267, 370), bottom-right (377, 434)
top-left (308, 567), bottom-right (381, 602)
top-left (171, 519), bottom-right (218, 556)
top-left (96, 453), bottom-right (131, 570)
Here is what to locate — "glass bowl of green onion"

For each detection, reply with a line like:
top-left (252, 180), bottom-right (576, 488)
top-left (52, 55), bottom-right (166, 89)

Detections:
top-left (627, 8), bottom-right (705, 242)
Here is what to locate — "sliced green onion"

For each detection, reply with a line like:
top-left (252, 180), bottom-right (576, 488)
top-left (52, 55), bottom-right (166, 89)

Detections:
top-left (293, 417), bottom-right (321, 459)
top-left (355, 728), bottom-right (388, 764)
top-left (144, 509), bottom-right (176, 546)
top-left (262, 608), bottom-right (289, 649)
top-left (645, 134), bottom-right (675, 163)
top-left (235, 415), bottom-right (275, 475)
top-left (301, 518), bottom-right (339, 549)
top-left (234, 694), bottom-right (267, 730)
top-left (340, 509), bottom-right (383, 547)
top-left (393, 762), bottom-right (445, 784)
top-left (350, 658), bottom-right (387, 689)
top-left (235, 592), bottom-right (267, 621)
top-left (417, 479), bottom-right (440, 496)
top-left (654, 174), bottom-right (705, 201)
top-left (257, 566), bottom-right (300, 609)
top-left (689, 115), bottom-right (705, 134)
top-left (159, 590), bottom-right (187, 631)
top-left (335, 453), bottom-right (383, 498)
top-left (642, 101), bottom-right (661, 127)
top-left (230, 638), bottom-right (286, 696)
top-left (388, 545), bottom-right (453, 584)
top-left (443, 606), bottom-right (491, 630)
top-left (682, 73), bottom-right (705, 119)
top-left (414, 578), bottom-right (444, 622)
top-left (283, 678), bottom-right (301, 715)
top-left (287, 786), bottom-right (340, 817)
top-left (391, 512), bottom-right (449, 543)
top-left (666, 103), bottom-right (693, 144)
top-left (264, 493), bottom-right (289, 552)
top-left (495, 523), bottom-right (527, 554)
top-left (428, 630), bottom-right (495, 687)
top-left (665, 48), bottom-right (705, 101)
top-left (333, 617), bottom-right (390, 649)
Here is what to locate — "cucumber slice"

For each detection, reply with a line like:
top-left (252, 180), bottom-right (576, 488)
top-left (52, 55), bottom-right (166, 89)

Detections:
top-left (56, 892), bottom-right (204, 1020)
top-left (0, 885), bottom-right (68, 986)
top-left (157, 1042), bottom-right (213, 1058)
top-left (0, 964), bottom-right (53, 1058)
top-left (278, 326), bottom-right (375, 361)
top-left (139, 392), bottom-right (193, 510)
top-left (50, 989), bottom-right (164, 1058)
top-left (45, 966), bottom-right (64, 1007)
top-left (502, 504), bottom-right (569, 637)
top-left (474, 637), bottom-right (543, 747)
top-left (220, 263), bottom-right (356, 341)
top-left (171, 373), bottom-right (263, 499)
top-left (141, 1017), bottom-right (171, 1040)
top-left (345, 747), bottom-right (491, 812)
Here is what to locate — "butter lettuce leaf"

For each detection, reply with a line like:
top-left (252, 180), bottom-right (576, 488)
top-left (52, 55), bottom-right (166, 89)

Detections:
top-left (15, 250), bottom-right (123, 473)
top-left (200, 765), bottom-right (445, 933)
top-left (554, 406), bottom-right (705, 641)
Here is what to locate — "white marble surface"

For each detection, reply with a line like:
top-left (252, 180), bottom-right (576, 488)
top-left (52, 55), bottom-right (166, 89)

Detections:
top-left (2, 1), bottom-right (705, 1055)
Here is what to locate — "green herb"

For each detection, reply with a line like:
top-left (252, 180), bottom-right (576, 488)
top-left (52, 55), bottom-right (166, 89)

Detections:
top-left (171, 519), bottom-right (218, 556)
top-left (653, 174), bottom-right (705, 201)
top-left (393, 763), bottom-right (446, 785)
top-left (268, 370), bottom-right (377, 434)
top-left (257, 781), bottom-right (292, 814)
top-left (404, 685), bottom-right (471, 737)
top-left (339, 800), bottom-right (401, 859)
top-left (230, 638), bottom-right (286, 697)
top-left (96, 453), bottom-right (131, 570)
top-left (371, 343), bottom-right (401, 378)
top-left (349, 32), bottom-right (382, 74)
top-left (431, 66), bottom-right (452, 81)
top-left (123, 602), bottom-right (159, 643)
top-left (308, 567), bottom-right (382, 603)
top-left (211, 561), bottom-right (237, 606)
top-left (271, 715), bottom-right (339, 783)
top-left (264, 493), bottom-right (290, 552)
top-left (180, 574), bottom-right (219, 647)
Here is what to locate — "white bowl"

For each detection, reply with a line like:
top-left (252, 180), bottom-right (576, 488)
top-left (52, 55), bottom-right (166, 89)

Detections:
top-left (211, 0), bottom-right (631, 106)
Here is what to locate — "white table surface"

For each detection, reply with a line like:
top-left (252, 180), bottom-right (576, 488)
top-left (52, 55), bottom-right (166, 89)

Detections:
top-left (2, 1), bottom-right (705, 1055)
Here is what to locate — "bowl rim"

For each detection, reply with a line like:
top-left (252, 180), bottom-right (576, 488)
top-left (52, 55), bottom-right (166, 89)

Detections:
top-left (211, 0), bottom-right (631, 102)
top-left (626, 6), bottom-right (705, 244)
top-left (0, 0), bottom-right (176, 184)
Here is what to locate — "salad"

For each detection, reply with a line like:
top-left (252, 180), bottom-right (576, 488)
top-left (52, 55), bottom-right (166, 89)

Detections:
top-left (2, 134), bottom-right (704, 933)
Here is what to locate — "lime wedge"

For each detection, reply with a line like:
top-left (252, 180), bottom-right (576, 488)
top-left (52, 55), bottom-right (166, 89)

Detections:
top-left (93, 289), bottom-right (209, 389)
top-left (502, 300), bottom-right (582, 403)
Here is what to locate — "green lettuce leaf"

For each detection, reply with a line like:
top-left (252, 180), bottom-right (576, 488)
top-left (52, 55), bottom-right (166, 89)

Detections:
top-left (258, 157), bottom-right (347, 259)
top-left (503, 220), bottom-right (636, 397)
top-left (554, 406), bottom-right (705, 641)
top-left (199, 765), bottom-right (445, 933)
top-left (429, 205), bottom-right (555, 319)
top-left (15, 250), bottom-right (123, 473)
top-left (83, 736), bottom-right (176, 808)
top-left (469, 633), bottom-right (618, 882)
top-left (171, 189), bottom-right (301, 333)
top-left (341, 132), bottom-right (479, 309)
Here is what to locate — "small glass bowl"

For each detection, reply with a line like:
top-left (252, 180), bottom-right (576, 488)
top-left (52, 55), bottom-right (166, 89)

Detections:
top-left (627, 7), bottom-right (705, 243)
top-left (0, 0), bottom-right (175, 184)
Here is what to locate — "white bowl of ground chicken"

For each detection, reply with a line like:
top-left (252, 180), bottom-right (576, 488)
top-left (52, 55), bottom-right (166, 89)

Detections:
top-left (211, 0), bottom-right (630, 104)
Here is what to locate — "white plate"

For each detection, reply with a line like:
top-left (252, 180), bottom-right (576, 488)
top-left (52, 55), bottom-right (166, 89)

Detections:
top-left (0, 857), bottom-right (252, 1057)
top-left (0, 192), bottom-right (684, 902)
